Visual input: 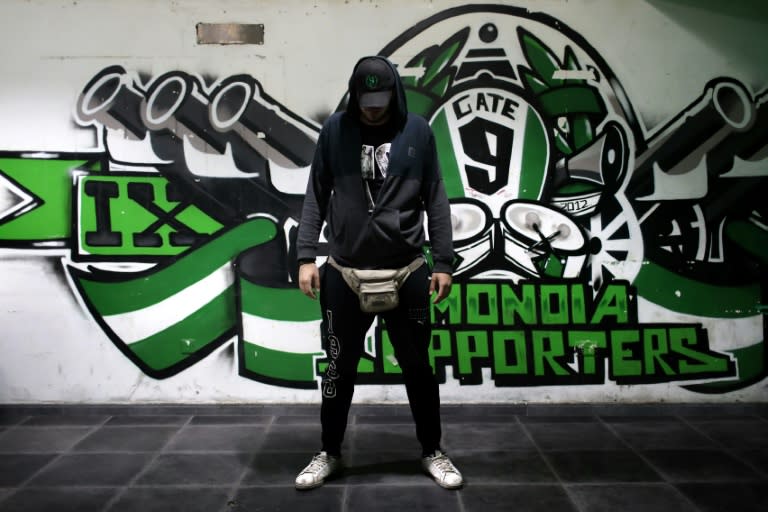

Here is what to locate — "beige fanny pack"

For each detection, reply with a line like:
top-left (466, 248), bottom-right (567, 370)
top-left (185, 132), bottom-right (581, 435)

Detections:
top-left (328, 256), bottom-right (424, 313)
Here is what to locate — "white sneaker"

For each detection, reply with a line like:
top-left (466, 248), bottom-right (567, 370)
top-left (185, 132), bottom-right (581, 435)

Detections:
top-left (422, 450), bottom-right (463, 489)
top-left (295, 452), bottom-right (342, 490)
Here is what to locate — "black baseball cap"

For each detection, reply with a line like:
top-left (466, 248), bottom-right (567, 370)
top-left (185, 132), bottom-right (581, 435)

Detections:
top-left (353, 57), bottom-right (395, 108)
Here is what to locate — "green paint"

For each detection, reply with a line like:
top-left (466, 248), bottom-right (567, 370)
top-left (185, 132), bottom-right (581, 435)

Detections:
top-left (466, 284), bottom-right (498, 324)
top-left (243, 342), bottom-right (321, 383)
top-left (0, 157), bottom-right (84, 241)
top-left (634, 261), bottom-right (760, 317)
top-left (431, 110), bottom-right (466, 199)
top-left (500, 283), bottom-right (537, 325)
top-left (670, 327), bottom-right (731, 374)
top-left (570, 285), bottom-right (587, 324)
top-left (78, 175), bottom-right (223, 257)
top-left (456, 331), bottom-right (489, 376)
top-left (538, 86), bottom-right (604, 118)
top-left (531, 330), bottom-right (570, 376)
top-left (518, 106), bottom-right (549, 200)
top-left (642, 328), bottom-right (676, 376)
top-left (76, 218), bottom-right (276, 316)
top-left (540, 284), bottom-right (569, 324)
top-left (240, 279), bottom-right (321, 322)
top-left (611, 329), bottom-right (642, 377)
top-left (431, 284), bottom-right (462, 324)
top-left (591, 284), bottom-right (630, 324)
top-left (684, 341), bottom-right (765, 392)
top-left (725, 220), bottom-right (768, 264)
top-left (568, 331), bottom-right (607, 374)
top-left (405, 89), bottom-right (435, 117)
top-left (492, 330), bottom-right (528, 375)
top-left (129, 289), bottom-right (235, 371)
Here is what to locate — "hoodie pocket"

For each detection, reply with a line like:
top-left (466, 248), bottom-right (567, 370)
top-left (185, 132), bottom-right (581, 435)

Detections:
top-left (328, 199), bottom-right (349, 247)
top-left (368, 207), bottom-right (407, 252)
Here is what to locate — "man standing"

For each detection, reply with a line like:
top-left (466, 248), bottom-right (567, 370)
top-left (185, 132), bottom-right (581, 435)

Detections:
top-left (294, 56), bottom-right (462, 490)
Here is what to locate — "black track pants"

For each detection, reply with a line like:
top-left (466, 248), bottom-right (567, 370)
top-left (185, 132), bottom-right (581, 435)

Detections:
top-left (318, 262), bottom-right (441, 457)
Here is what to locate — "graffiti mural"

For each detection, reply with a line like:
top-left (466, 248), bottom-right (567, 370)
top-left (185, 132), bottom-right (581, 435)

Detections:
top-left (1, 5), bottom-right (765, 394)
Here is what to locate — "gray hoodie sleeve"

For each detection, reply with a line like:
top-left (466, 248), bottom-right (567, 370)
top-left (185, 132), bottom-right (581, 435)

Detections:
top-left (422, 130), bottom-right (454, 274)
top-left (296, 133), bottom-right (332, 263)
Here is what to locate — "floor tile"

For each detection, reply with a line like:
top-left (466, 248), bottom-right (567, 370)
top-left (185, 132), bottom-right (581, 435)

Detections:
top-left (344, 451), bottom-right (426, 485)
top-left (459, 484), bottom-right (577, 512)
top-left (599, 415), bottom-right (681, 423)
top-left (0, 427), bottom-right (93, 453)
top-left (544, 450), bottom-right (662, 483)
top-left (568, 483), bottom-right (699, 512)
top-left (447, 449), bottom-right (556, 483)
top-left (349, 424), bottom-right (422, 455)
top-left (519, 415), bottom-right (598, 423)
top-left (346, 484), bottom-right (461, 512)
top-left (524, 422), bottom-right (627, 451)
top-left (0, 487), bottom-right (117, 512)
top-left (1, 404), bottom-right (766, 512)
top-left (526, 404), bottom-right (596, 416)
top-left (0, 487), bottom-right (13, 502)
top-left (735, 448), bottom-right (768, 476)
top-left (609, 420), bottom-right (718, 450)
top-left (675, 481), bottom-right (768, 512)
top-left (440, 414), bottom-right (523, 424)
top-left (676, 405), bottom-right (768, 417)
top-left (72, 426), bottom-right (179, 452)
top-left (354, 415), bottom-right (415, 424)
top-left (163, 425), bottom-right (266, 452)
top-left (348, 405), bottom-right (412, 418)
top-left (262, 424), bottom-right (321, 453)
top-left (594, 405), bottom-right (689, 417)
top-left (686, 419), bottom-right (768, 451)
top-left (0, 454), bottom-right (57, 486)
top-left (272, 415), bottom-right (318, 425)
top-left (442, 423), bottom-right (536, 451)
top-left (27, 453), bottom-right (154, 486)
top-left (441, 404), bottom-right (526, 418)
top-left (231, 486), bottom-right (344, 512)
top-left (189, 415), bottom-right (272, 425)
top-left (105, 416), bottom-right (190, 426)
top-left (241, 451), bottom-right (324, 486)
top-left (106, 486), bottom-right (233, 512)
top-left (682, 414), bottom-right (762, 422)
top-left (21, 416), bottom-right (108, 427)
top-left (246, 405), bottom-right (315, 417)
top-left (136, 453), bottom-right (250, 486)
top-left (0, 415), bottom-right (26, 427)
top-left (642, 449), bottom-right (762, 482)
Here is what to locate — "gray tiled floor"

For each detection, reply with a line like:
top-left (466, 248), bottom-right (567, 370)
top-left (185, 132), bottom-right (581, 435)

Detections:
top-left (0, 404), bottom-right (766, 512)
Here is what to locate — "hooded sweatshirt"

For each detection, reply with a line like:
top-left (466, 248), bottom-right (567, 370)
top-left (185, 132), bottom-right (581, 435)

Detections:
top-left (296, 56), bottom-right (454, 274)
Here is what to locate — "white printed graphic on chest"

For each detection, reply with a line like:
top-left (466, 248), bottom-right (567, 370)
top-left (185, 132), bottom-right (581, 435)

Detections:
top-left (361, 143), bottom-right (391, 179)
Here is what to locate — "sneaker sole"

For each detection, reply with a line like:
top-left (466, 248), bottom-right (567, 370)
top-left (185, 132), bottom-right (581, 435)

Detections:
top-left (295, 479), bottom-right (325, 490)
top-left (295, 467), bottom-right (342, 490)
top-left (432, 478), bottom-right (463, 490)
top-left (424, 469), bottom-right (463, 489)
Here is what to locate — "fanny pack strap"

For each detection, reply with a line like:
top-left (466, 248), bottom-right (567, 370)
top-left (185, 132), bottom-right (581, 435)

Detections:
top-left (402, 256), bottom-right (425, 275)
top-left (364, 180), bottom-right (375, 214)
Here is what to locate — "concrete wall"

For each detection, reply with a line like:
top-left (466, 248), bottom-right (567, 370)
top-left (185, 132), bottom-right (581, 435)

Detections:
top-left (1, 0), bottom-right (766, 404)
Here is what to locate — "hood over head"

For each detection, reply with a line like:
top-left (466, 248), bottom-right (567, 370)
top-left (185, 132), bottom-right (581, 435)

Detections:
top-left (347, 56), bottom-right (408, 126)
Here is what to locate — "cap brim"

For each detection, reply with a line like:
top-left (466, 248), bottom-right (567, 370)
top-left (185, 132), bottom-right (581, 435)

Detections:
top-left (359, 90), bottom-right (392, 108)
